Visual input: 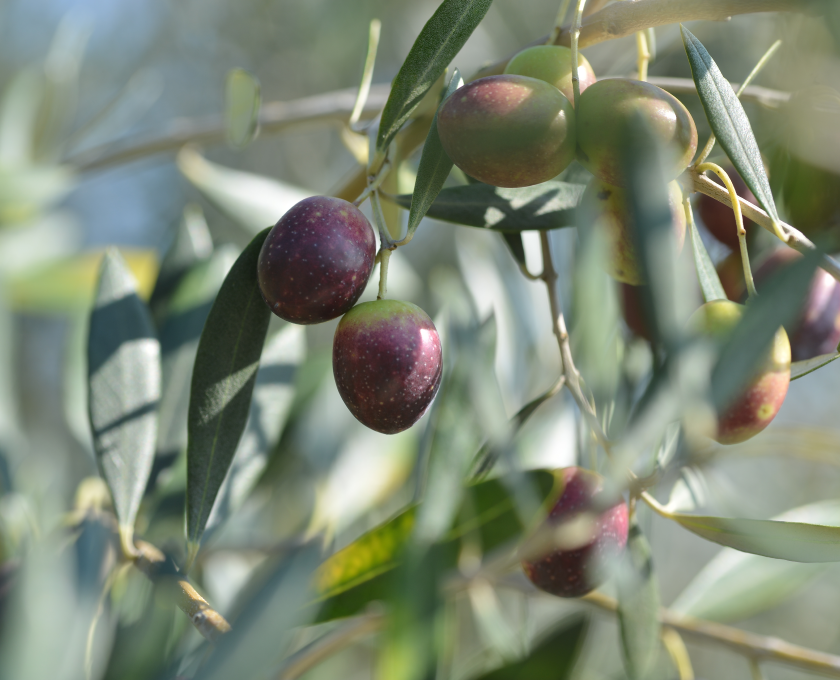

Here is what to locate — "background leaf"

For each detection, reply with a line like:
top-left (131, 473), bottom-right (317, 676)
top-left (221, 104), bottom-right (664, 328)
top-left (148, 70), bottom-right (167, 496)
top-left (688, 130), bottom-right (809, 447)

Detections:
top-left (376, 0), bottom-right (493, 153)
top-left (617, 519), bottom-right (661, 680)
top-left (177, 147), bottom-right (311, 232)
top-left (391, 181), bottom-right (583, 231)
top-left (205, 324), bottom-right (305, 534)
top-left (225, 68), bottom-right (261, 149)
top-left (790, 352), bottom-right (840, 381)
top-left (670, 511), bottom-right (840, 562)
top-left (688, 213), bottom-right (726, 303)
top-left (185, 229), bottom-right (271, 557)
top-left (88, 249), bottom-right (161, 544)
top-left (670, 501), bottom-right (840, 622)
top-left (472, 615), bottom-right (588, 680)
top-left (681, 26), bottom-right (779, 222)
top-left (405, 69), bottom-right (462, 239)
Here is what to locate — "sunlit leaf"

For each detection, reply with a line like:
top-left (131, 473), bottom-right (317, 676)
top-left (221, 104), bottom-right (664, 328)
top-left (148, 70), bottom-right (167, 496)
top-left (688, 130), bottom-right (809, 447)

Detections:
top-left (377, 0), bottom-right (493, 153)
top-left (688, 213), bottom-right (726, 303)
top-left (790, 352), bottom-right (840, 381)
top-left (405, 69), bottom-right (463, 239)
top-left (205, 324), bottom-right (305, 534)
top-left (472, 615), bottom-right (588, 680)
top-left (156, 246), bottom-right (238, 469)
top-left (391, 181), bottom-right (583, 231)
top-left (225, 68), bottom-right (261, 149)
top-left (177, 147), bottom-right (311, 232)
top-left (185, 229), bottom-right (271, 560)
top-left (7, 248), bottom-right (158, 314)
top-left (671, 501), bottom-right (840, 622)
top-left (670, 510), bottom-right (840, 562)
top-left (88, 249), bottom-right (161, 548)
top-left (617, 519), bottom-right (660, 680)
top-left (681, 26), bottom-right (779, 223)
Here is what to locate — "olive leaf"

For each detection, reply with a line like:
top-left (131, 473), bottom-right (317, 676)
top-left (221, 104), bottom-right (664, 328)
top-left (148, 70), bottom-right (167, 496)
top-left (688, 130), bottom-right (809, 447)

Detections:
top-left (681, 26), bottom-right (779, 223)
top-left (405, 68), bottom-right (463, 240)
top-left (471, 615), bottom-right (588, 680)
top-left (790, 351), bottom-right (840, 381)
top-left (391, 181), bottom-right (584, 231)
top-left (225, 68), bottom-right (261, 149)
top-left (688, 211), bottom-right (726, 303)
top-left (88, 249), bottom-right (161, 551)
top-left (617, 519), bottom-right (661, 680)
top-left (671, 500), bottom-right (840, 622)
top-left (185, 229), bottom-right (271, 564)
top-left (670, 511), bottom-right (840, 562)
top-left (376, 0), bottom-right (493, 153)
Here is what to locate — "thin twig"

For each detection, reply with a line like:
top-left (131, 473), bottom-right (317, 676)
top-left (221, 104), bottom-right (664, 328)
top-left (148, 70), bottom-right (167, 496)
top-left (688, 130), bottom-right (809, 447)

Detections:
top-left (577, 590), bottom-right (840, 678)
top-left (689, 171), bottom-right (840, 282)
top-left (570, 0), bottom-right (588, 110)
top-left (538, 231), bottom-right (610, 450)
top-left (133, 540), bottom-right (231, 643)
top-left (68, 85), bottom-right (391, 172)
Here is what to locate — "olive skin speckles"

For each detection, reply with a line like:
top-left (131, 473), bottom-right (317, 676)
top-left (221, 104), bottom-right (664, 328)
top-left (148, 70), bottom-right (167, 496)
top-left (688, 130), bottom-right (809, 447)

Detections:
top-left (257, 196), bottom-right (376, 324)
top-left (333, 300), bottom-right (443, 435)
top-left (436, 74), bottom-right (576, 188)
top-left (522, 467), bottom-right (629, 598)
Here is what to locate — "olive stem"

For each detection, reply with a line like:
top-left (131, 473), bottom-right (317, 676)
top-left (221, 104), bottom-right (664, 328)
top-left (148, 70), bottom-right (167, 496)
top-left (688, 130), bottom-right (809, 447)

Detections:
top-left (696, 162), bottom-right (757, 298)
top-left (635, 28), bottom-right (651, 81)
top-left (662, 627), bottom-right (696, 680)
top-left (352, 160), bottom-right (391, 207)
top-left (548, 0), bottom-right (574, 45)
top-left (348, 19), bottom-right (382, 131)
top-left (570, 0), bottom-right (588, 110)
top-left (538, 231), bottom-right (611, 452)
top-left (693, 39), bottom-right (782, 167)
top-left (750, 658), bottom-right (768, 680)
top-left (376, 246), bottom-right (392, 300)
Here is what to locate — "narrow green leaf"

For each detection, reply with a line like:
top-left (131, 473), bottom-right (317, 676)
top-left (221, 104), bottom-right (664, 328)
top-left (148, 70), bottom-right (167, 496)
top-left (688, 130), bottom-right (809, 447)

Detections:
top-left (377, 0), bottom-right (493, 153)
top-left (156, 246), bottom-right (238, 466)
top-left (198, 542), bottom-right (322, 680)
top-left (711, 249), bottom-right (819, 410)
top-left (688, 213), bottom-right (726, 303)
top-left (671, 511), bottom-right (840, 562)
top-left (671, 501), bottom-right (840, 622)
top-left (205, 324), bottom-right (306, 533)
top-left (790, 351), bottom-right (840, 381)
top-left (405, 69), bottom-right (463, 238)
top-left (681, 26), bottom-right (779, 222)
top-left (391, 181), bottom-right (584, 231)
top-left (177, 147), bottom-right (311, 233)
top-left (472, 615), bottom-right (588, 680)
top-left (500, 232), bottom-right (527, 269)
top-left (225, 68), bottom-right (261, 149)
top-left (88, 249), bottom-right (161, 545)
top-left (313, 471), bottom-right (554, 622)
top-left (617, 519), bottom-right (661, 680)
top-left (185, 229), bottom-right (272, 557)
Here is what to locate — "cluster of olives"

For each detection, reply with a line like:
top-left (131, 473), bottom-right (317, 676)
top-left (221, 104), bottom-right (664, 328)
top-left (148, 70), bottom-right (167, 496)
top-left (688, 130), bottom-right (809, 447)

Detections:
top-left (257, 195), bottom-right (442, 435)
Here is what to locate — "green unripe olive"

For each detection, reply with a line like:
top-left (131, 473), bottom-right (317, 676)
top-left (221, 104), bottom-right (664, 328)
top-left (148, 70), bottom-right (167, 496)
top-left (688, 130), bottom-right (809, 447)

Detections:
top-left (577, 79), bottom-right (698, 187)
top-left (503, 45), bottom-right (596, 104)
top-left (579, 177), bottom-right (686, 285)
top-left (688, 300), bottom-right (791, 445)
top-left (437, 74), bottom-right (576, 188)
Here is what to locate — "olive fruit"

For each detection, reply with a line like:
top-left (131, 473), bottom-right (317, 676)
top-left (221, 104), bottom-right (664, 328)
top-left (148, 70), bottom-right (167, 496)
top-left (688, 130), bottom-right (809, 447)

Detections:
top-left (688, 300), bottom-right (790, 444)
top-left (436, 74), bottom-right (576, 188)
top-left (522, 467), bottom-right (629, 598)
top-left (257, 196), bottom-right (376, 324)
top-left (503, 45), bottom-right (596, 104)
top-left (579, 177), bottom-right (686, 285)
top-left (577, 79), bottom-right (698, 187)
top-left (333, 299), bottom-right (443, 434)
